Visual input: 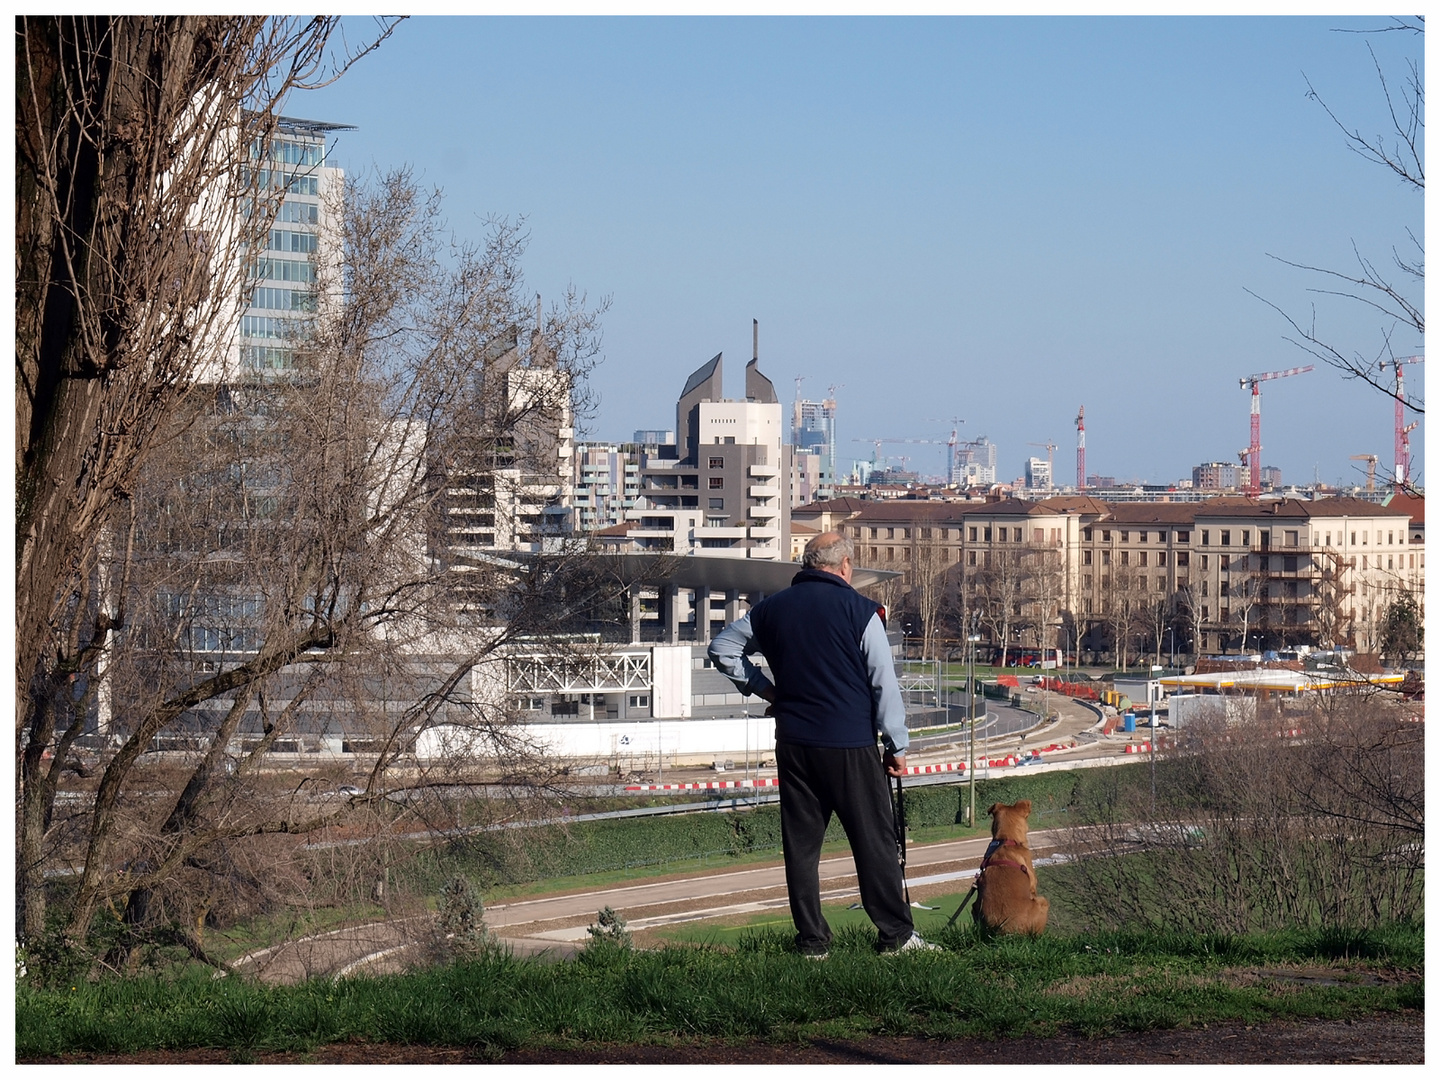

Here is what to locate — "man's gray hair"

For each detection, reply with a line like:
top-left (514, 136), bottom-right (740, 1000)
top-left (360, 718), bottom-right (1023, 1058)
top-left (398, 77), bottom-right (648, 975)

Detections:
top-left (803, 533), bottom-right (854, 570)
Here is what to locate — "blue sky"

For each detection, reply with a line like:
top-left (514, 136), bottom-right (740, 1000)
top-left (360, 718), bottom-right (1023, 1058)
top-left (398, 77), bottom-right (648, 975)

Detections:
top-left (298, 15), bottom-right (1423, 489)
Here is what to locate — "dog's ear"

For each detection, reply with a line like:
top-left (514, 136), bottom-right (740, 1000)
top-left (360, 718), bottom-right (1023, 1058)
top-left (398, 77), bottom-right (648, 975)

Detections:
top-left (986, 803), bottom-right (1000, 818)
top-left (1014, 799), bottom-right (1032, 816)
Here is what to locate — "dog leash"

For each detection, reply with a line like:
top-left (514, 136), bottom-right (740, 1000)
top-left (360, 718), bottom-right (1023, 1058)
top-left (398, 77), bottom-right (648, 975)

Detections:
top-left (943, 836), bottom-right (1005, 928)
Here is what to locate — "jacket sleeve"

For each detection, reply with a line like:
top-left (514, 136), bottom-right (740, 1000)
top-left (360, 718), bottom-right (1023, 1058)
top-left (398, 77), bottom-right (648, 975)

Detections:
top-left (707, 613), bottom-right (774, 699)
top-left (860, 612), bottom-right (908, 753)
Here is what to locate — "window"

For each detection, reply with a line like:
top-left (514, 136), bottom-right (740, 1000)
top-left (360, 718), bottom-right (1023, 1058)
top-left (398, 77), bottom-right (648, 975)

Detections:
top-left (1120, 550), bottom-right (1129, 565)
top-left (869, 527), bottom-right (878, 538)
top-left (999, 527), bottom-right (1008, 542)
top-left (708, 498), bottom-right (724, 509)
top-left (1363, 531), bottom-right (1368, 544)
top-left (1083, 527), bottom-right (1093, 541)
top-left (1388, 555), bottom-right (1394, 569)
top-left (708, 457), bottom-right (725, 468)
top-left (1351, 532), bottom-right (1356, 545)
top-left (1120, 531), bottom-right (1129, 542)
top-left (1083, 550), bottom-right (1092, 565)
top-left (886, 547), bottom-right (895, 560)
top-left (1388, 531), bottom-right (1394, 545)
top-left (1139, 551), bottom-right (1148, 567)
top-left (1200, 554), bottom-right (1209, 570)
top-left (1034, 529), bottom-right (1044, 543)
top-left (1362, 556), bottom-right (1368, 570)
top-left (705, 516), bottom-right (727, 527)
top-left (969, 527), bottom-right (978, 541)
top-left (1286, 530), bottom-right (1299, 547)
top-left (1102, 530), bottom-right (1111, 541)
top-left (724, 436), bottom-right (735, 444)
top-left (628, 694), bottom-right (650, 709)
top-left (1201, 530), bottom-right (1210, 545)
top-left (1083, 574), bottom-right (1093, 589)
top-left (1158, 551), bottom-right (1167, 567)
top-left (1138, 576), bottom-right (1148, 590)
top-left (1220, 530), bottom-right (1231, 546)
top-left (967, 551), bottom-right (976, 566)
top-left (1138, 531), bottom-right (1147, 542)
top-left (1176, 551), bottom-right (1189, 567)
top-left (1242, 530), bottom-right (1250, 545)
top-left (1177, 531), bottom-right (1188, 543)
top-left (708, 477), bottom-right (723, 489)
top-left (1202, 580), bottom-right (1209, 596)
top-left (983, 528), bottom-right (992, 541)
top-left (1101, 550), bottom-right (1111, 565)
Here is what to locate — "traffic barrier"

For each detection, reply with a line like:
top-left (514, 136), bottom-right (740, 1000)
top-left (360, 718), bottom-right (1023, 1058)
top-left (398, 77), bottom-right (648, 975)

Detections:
top-left (621, 756), bottom-right (1042, 792)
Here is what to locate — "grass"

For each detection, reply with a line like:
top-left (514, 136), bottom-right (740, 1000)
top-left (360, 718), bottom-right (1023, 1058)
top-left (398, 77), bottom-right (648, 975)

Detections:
top-left (18, 921), bottom-right (1422, 1059)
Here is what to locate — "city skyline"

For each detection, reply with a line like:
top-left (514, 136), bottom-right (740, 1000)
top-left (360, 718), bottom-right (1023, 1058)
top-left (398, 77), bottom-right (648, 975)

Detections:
top-left (298, 15), bottom-right (1423, 490)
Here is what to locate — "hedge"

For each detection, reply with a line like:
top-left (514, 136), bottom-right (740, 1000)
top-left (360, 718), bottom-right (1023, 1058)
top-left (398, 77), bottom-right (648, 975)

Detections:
top-left (408, 766), bottom-right (1112, 896)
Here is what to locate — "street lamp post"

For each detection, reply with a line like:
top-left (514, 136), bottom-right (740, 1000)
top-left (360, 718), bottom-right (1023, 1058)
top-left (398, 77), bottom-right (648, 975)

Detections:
top-left (966, 628), bottom-right (981, 828)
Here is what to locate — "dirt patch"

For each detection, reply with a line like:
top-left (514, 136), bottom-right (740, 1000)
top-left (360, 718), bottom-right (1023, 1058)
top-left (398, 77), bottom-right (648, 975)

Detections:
top-left (23, 1011), bottom-right (1424, 1064)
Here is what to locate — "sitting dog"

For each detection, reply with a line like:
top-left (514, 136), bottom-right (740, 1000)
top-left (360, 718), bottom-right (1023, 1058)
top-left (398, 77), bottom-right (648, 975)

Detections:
top-left (974, 799), bottom-right (1049, 936)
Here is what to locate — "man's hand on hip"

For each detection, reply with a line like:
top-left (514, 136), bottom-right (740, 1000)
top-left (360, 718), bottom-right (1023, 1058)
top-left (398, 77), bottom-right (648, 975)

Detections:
top-left (883, 750), bottom-right (906, 777)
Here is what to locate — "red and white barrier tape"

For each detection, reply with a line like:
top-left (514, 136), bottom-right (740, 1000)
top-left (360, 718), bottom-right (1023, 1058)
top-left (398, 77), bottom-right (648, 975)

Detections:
top-left (622, 753), bottom-right (1059, 791)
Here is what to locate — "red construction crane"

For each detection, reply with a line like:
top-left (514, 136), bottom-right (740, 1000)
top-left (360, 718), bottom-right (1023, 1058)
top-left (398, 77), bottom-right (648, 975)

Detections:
top-left (1378, 356), bottom-right (1424, 488)
top-left (1075, 406), bottom-right (1086, 491)
top-left (1238, 365), bottom-right (1313, 497)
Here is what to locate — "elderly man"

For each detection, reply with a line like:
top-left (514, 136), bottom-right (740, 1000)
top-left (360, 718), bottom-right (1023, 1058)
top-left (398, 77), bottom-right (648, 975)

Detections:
top-left (709, 531), bottom-right (938, 957)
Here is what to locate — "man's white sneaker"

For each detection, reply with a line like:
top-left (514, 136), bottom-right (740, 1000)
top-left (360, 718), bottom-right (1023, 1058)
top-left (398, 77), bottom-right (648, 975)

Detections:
top-left (885, 933), bottom-right (941, 954)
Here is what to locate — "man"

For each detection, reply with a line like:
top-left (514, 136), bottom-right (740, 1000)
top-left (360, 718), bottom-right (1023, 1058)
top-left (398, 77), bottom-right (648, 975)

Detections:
top-left (709, 531), bottom-right (938, 956)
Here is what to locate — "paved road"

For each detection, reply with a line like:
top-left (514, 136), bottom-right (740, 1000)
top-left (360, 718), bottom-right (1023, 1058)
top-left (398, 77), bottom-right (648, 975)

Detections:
top-left (235, 827), bottom-right (1069, 984)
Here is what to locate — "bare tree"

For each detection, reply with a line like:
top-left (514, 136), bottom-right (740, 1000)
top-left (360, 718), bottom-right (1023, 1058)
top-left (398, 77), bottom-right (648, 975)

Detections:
top-left (970, 544), bottom-right (1034, 668)
top-left (1226, 555), bottom-right (1266, 654)
top-left (20, 170), bottom-right (613, 969)
top-left (1248, 18), bottom-right (1423, 422)
top-left (1176, 582), bottom-right (1206, 662)
top-left (14, 16), bottom-right (402, 945)
top-left (904, 528), bottom-right (954, 661)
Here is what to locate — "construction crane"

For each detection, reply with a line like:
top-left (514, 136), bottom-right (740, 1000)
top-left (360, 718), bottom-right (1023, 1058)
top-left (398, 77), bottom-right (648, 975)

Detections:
top-left (1378, 356), bottom-right (1424, 489)
top-left (1238, 365), bottom-right (1313, 497)
top-left (924, 416), bottom-right (966, 485)
top-left (1027, 440), bottom-right (1057, 488)
top-left (1075, 406), bottom-right (1086, 491)
top-left (1350, 454), bottom-right (1379, 492)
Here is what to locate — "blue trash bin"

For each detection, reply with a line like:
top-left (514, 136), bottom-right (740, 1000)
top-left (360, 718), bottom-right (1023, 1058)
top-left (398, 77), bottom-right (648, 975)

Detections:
top-left (1123, 712), bottom-right (1136, 732)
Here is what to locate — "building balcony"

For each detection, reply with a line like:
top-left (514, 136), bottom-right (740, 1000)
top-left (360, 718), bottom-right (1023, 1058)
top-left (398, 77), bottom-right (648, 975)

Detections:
top-left (748, 463), bottom-right (779, 478)
top-left (749, 485), bottom-right (781, 499)
top-left (694, 524), bottom-right (748, 539)
top-left (748, 503), bottom-right (780, 519)
top-left (748, 523), bottom-right (780, 538)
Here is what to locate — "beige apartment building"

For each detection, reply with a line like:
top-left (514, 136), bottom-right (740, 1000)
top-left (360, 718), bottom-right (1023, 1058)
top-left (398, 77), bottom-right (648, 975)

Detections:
top-left (825, 494), bottom-right (1420, 661)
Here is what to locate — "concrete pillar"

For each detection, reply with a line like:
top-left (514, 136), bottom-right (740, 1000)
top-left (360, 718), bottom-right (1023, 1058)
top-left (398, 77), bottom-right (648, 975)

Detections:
top-left (724, 589), bottom-right (742, 626)
top-left (661, 584), bottom-right (682, 644)
top-left (629, 586), bottom-right (643, 644)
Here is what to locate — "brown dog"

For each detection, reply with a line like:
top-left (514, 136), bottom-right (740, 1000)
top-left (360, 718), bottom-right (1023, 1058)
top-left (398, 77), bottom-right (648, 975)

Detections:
top-left (974, 799), bottom-right (1049, 936)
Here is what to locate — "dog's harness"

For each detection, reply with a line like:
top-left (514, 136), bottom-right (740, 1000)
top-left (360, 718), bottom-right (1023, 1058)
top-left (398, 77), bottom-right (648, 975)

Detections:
top-left (980, 838), bottom-right (1029, 875)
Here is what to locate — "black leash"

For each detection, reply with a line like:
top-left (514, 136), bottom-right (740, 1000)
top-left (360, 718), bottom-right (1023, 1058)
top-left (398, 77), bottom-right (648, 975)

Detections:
top-left (944, 882), bottom-right (978, 929)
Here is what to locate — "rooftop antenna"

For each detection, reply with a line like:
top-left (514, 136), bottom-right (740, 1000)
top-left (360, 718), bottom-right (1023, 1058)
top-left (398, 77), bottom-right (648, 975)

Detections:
top-left (753, 318), bottom-right (758, 363)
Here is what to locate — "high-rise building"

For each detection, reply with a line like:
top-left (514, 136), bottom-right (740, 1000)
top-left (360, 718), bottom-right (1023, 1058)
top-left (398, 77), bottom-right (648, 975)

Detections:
top-left (792, 396), bottom-right (837, 499)
top-left (957, 436), bottom-right (998, 487)
top-left (1025, 456), bottom-right (1053, 490)
top-left (234, 116), bottom-right (350, 378)
top-left (572, 442), bottom-right (641, 532)
top-left (625, 349), bottom-right (790, 559)
top-left (1193, 462), bottom-right (1242, 490)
